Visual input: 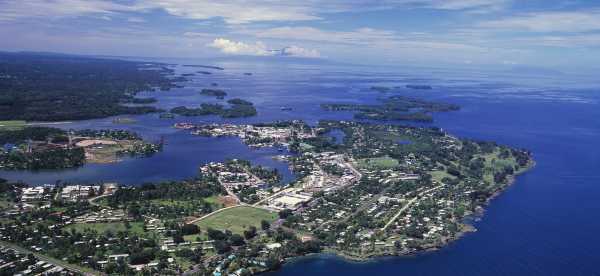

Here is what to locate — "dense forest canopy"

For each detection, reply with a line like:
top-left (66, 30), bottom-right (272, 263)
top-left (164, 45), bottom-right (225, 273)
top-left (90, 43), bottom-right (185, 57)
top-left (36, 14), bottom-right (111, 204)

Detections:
top-left (0, 52), bottom-right (177, 121)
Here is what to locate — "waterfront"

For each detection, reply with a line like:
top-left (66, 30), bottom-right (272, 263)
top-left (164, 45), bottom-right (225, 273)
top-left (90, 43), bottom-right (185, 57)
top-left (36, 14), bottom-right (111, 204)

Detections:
top-left (2, 58), bottom-right (600, 275)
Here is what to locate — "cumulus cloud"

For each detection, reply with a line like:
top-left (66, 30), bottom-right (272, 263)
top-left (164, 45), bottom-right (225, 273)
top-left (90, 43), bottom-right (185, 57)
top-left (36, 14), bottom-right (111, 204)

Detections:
top-left (208, 38), bottom-right (270, 56)
top-left (207, 38), bottom-right (320, 58)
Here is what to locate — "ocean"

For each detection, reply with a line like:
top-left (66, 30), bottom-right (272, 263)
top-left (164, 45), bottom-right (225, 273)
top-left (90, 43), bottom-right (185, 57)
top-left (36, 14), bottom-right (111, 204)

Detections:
top-left (3, 58), bottom-right (599, 275)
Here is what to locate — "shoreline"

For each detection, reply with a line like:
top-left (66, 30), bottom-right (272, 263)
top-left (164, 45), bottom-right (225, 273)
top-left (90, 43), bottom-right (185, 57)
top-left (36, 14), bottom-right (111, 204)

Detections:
top-left (259, 159), bottom-right (536, 274)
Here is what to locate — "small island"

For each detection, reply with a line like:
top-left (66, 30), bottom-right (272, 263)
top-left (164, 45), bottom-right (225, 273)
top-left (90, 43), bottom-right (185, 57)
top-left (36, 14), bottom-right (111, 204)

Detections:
top-left (371, 86), bottom-right (392, 92)
top-left (406, 84), bottom-right (433, 90)
top-left (171, 99), bottom-right (257, 118)
top-left (183, 64), bottom-right (225, 70)
top-left (200, 89), bottom-right (227, 99)
top-left (322, 96), bottom-right (460, 122)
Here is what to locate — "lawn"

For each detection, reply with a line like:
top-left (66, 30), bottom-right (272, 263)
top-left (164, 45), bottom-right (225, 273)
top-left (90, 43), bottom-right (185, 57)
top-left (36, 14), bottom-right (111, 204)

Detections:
top-left (358, 156), bottom-right (399, 170)
top-left (429, 170), bottom-right (454, 183)
top-left (0, 120), bottom-right (26, 131)
top-left (64, 222), bottom-right (145, 235)
top-left (195, 206), bottom-right (277, 234)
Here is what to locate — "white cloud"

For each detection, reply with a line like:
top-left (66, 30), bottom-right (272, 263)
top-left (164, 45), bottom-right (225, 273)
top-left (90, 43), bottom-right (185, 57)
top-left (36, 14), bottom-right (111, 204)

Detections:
top-left (208, 38), bottom-right (271, 56)
top-left (0, 0), bottom-right (135, 21)
top-left (479, 10), bottom-right (600, 32)
top-left (0, 0), bottom-right (511, 23)
top-left (207, 38), bottom-right (320, 58)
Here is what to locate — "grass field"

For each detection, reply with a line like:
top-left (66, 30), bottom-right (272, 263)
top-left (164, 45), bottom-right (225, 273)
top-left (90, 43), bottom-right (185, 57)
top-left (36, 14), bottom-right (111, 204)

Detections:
top-left (0, 120), bottom-right (26, 131)
top-left (429, 170), bottom-right (454, 183)
top-left (64, 222), bottom-right (145, 235)
top-left (195, 206), bottom-right (277, 234)
top-left (357, 156), bottom-right (399, 170)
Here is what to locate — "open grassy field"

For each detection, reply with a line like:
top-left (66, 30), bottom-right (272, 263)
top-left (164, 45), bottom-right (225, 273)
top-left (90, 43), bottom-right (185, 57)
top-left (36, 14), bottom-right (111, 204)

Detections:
top-left (64, 222), bottom-right (145, 235)
top-left (357, 156), bottom-right (399, 170)
top-left (195, 206), bottom-right (277, 234)
top-left (479, 151), bottom-right (518, 183)
top-left (0, 120), bottom-right (26, 131)
top-left (429, 170), bottom-right (454, 183)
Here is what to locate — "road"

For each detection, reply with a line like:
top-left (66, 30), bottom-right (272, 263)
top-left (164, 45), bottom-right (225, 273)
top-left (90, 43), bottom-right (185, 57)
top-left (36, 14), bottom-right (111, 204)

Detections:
top-left (0, 241), bottom-right (103, 276)
top-left (87, 194), bottom-right (111, 207)
top-left (381, 185), bottom-right (444, 231)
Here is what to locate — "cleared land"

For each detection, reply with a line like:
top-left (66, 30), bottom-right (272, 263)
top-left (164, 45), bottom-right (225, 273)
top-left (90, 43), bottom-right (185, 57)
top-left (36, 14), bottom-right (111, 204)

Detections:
top-left (357, 156), bottom-right (399, 170)
top-left (195, 206), bottom-right (277, 234)
top-left (0, 120), bottom-right (26, 131)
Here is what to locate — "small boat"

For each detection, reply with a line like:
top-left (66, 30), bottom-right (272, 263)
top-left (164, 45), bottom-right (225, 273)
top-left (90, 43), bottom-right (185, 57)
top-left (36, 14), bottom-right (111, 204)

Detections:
top-left (280, 106), bottom-right (292, 111)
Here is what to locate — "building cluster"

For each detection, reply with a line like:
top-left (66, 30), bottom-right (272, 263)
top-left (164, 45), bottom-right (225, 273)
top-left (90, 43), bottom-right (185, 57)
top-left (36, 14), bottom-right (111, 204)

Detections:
top-left (0, 246), bottom-right (73, 275)
top-left (262, 188), bottom-right (313, 211)
top-left (73, 208), bottom-right (129, 224)
top-left (60, 185), bottom-right (101, 201)
top-left (200, 162), bottom-right (267, 191)
top-left (190, 123), bottom-right (315, 148)
top-left (20, 185), bottom-right (56, 202)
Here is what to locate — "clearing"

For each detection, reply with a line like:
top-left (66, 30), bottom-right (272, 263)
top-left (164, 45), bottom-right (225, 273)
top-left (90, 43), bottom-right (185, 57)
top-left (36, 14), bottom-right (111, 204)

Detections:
top-left (195, 206), bottom-right (277, 234)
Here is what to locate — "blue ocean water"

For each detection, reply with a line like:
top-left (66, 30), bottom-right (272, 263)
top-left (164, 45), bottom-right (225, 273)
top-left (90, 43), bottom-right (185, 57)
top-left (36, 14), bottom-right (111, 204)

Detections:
top-left (2, 58), bottom-right (600, 275)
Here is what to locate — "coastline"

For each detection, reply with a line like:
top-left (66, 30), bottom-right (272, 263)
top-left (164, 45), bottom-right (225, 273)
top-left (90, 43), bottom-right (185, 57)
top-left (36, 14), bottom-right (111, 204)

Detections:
top-left (260, 159), bottom-right (536, 274)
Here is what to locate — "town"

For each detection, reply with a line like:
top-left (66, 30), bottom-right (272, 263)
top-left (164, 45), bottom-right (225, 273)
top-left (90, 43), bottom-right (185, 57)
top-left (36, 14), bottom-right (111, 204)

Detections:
top-left (0, 120), bottom-right (533, 275)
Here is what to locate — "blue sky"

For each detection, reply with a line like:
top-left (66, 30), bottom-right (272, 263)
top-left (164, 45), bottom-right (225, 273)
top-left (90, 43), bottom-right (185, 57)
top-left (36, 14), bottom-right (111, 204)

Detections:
top-left (1, 0), bottom-right (600, 71)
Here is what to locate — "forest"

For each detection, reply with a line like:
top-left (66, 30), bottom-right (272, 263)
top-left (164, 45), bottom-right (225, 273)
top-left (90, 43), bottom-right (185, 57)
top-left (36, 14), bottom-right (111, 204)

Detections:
top-left (0, 52), bottom-right (177, 121)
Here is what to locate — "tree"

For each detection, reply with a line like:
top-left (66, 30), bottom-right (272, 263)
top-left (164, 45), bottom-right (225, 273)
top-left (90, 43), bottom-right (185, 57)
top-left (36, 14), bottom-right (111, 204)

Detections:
top-left (243, 226), bottom-right (257, 240)
top-left (261, 220), bottom-right (271, 231)
top-left (229, 234), bottom-right (245, 246)
top-left (181, 224), bottom-right (200, 235)
top-left (278, 209), bottom-right (293, 219)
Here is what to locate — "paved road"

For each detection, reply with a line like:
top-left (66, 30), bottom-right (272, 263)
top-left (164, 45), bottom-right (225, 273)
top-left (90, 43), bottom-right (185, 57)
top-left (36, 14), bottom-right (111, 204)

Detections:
top-left (381, 185), bottom-right (443, 231)
top-left (88, 194), bottom-right (111, 206)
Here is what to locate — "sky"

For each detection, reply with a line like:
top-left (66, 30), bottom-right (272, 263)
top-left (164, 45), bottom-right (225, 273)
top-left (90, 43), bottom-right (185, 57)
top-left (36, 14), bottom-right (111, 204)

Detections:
top-left (1, 0), bottom-right (600, 71)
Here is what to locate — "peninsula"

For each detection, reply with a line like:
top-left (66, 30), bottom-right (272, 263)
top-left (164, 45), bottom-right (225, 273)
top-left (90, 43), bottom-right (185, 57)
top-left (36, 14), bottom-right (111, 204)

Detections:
top-left (0, 120), bottom-right (532, 275)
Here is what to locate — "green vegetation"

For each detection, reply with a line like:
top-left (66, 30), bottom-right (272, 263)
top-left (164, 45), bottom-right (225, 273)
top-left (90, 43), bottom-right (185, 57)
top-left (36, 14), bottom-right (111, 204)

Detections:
top-left (0, 120), bottom-right (26, 131)
top-left (106, 178), bottom-right (225, 219)
top-left (171, 99), bottom-right (257, 118)
top-left (195, 206), bottom-right (277, 234)
top-left (0, 127), bottom-right (159, 170)
top-left (64, 222), bottom-right (145, 235)
top-left (322, 96), bottom-right (460, 122)
top-left (0, 52), bottom-right (176, 121)
top-left (357, 156), bottom-right (399, 170)
top-left (200, 89), bottom-right (227, 99)
top-left (227, 98), bottom-right (253, 105)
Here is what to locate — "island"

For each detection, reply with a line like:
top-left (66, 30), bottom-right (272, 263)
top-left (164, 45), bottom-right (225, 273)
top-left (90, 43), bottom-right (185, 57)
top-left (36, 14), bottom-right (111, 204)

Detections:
top-left (171, 99), bottom-right (257, 118)
top-left (322, 96), bottom-right (460, 122)
top-left (370, 86), bottom-right (392, 92)
top-left (183, 64), bottom-right (225, 71)
top-left (0, 52), bottom-right (179, 121)
top-left (199, 89), bottom-right (227, 99)
top-left (405, 84), bottom-right (433, 90)
top-left (0, 120), bottom-right (533, 275)
top-left (0, 126), bottom-right (162, 170)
